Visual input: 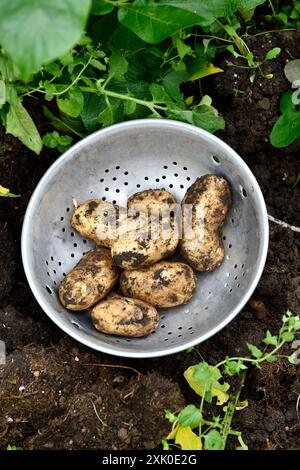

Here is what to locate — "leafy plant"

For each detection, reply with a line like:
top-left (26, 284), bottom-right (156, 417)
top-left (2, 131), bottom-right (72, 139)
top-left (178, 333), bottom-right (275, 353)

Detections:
top-left (227, 45), bottom-right (281, 82)
top-left (270, 59), bottom-right (300, 148)
top-left (163, 311), bottom-right (300, 450)
top-left (0, 0), bottom-right (270, 154)
top-left (266, 0), bottom-right (300, 27)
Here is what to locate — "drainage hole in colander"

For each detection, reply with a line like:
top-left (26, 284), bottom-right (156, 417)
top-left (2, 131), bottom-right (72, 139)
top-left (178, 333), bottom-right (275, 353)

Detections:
top-left (180, 184), bottom-right (184, 189)
top-left (234, 275), bottom-right (238, 280)
top-left (73, 243), bottom-right (77, 248)
top-left (124, 171), bottom-right (128, 175)
top-left (164, 165), bottom-right (168, 169)
top-left (72, 321), bottom-right (80, 329)
top-left (66, 208), bottom-right (70, 212)
top-left (168, 331), bottom-right (172, 335)
top-left (46, 286), bottom-right (53, 295)
top-left (162, 175), bottom-right (166, 180)
top-left (174, 173), bottom-right (178, 177)
top-left (136, 184), bottom-right (141, 188)
top-left (229, 288), bottom-right (233, 293)
top-left (156, 178), bottom-right (160, 182)
top-left (183, 166), bottom-right (188, 171)
top-left (51, 256), bottom-right (54, 261)
top-left (115, 166), bottom-right (120, 170)
top-left (144, 176), bottom-right (149, 181)
top-left (187, 176), bottom-right (191, 181)
top-left (105, 169), bottom-right (109, 173)
top-left (173, 161), bottom-right (177, 166)
top-left (62, 228), bottom-right (65, 233)
top-left (116, 189), bottom-right (120, 193)
top-left (212, 155), bottom-right (221, 165)
top-left (83, 240), bottom-right (87, 244)
top-left (178, 334), bottom-right (182, 338)
top-left (58, 262), bottom-right (62, 266)
top-left (113, 200), bottom-right (117, 204)
top-left (231, 218), bottom-right (235, 224)
top-left (47, 272), bottom-right (50, 276)
top-left (71, 253), bottom-right (75, 258)
top-left (237, 283), bottom-right (241, 287)
top-left (53, 270), bottom-right (56, 274)
top-left (124, 182), bottom-right (128, 186)
top-left (53, 281), bottom-right (57, 286)
top-left (169, 184), bottom-right (173, 188)
top-left (102, 196), bottom-right (106, 201)
top-left (63, 272), bottom-right (66, 277)
top-left (70, 232), bottom-right (74, 237)
top-left (160, 324), bottom-right (166, 329)
top-left (46, 260), bottom-right (49, 266)
top-left (105, 187), bottom-right (109, 192)
top-left (60, 216), bottom-right (64, 221)
top-left (204, 306), bottom-right (208, 310)
top-left (178, 326), bottom-right (182, 330)
top-left (234, 264), bottom-right (237, 269)
top-left (112, 177), bottom-right (117, 181)
top-left (240, 185), bottom-right (248, 198)
top-left (188, 326), bottom-right (192, 330)
top-left (100, 178), bottom-right (104, 182)
top-left (228, 244), bottom-right (232, 249)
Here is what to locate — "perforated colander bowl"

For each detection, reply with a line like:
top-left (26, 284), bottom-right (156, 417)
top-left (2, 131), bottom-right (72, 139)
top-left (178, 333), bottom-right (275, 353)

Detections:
top-left (22, 119), bottom-right (268, 358)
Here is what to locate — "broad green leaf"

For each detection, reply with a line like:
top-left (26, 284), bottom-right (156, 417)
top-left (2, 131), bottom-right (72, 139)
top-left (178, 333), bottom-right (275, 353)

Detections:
top-left (109, 51), bottom-right (128, 80)
top-left (174, 37), bottom-right (194, 60)
top-left (160, 0), bottom-right (238, 21)
top-left (109, 25), bottom-right (146, 52)
top-left (149, 84), bottom-right (171, 103)
top-left (178, 405), bottom-right (202, 428)
top-left (281, 331), bottom-right (295, 342)
top-left (169, 425), bottom-right (202, 450)
top-left (192, 104), bottom-right (225, 133)
top-left (265, 47), bottom-right (281, 61)
top-left (280, 92), bottom-right (295, 114)
top-left (0, 0), bottom-right (91, 79)
top-left (98, 103), bottom-right (124, 126)
top-left (118, 0), bottom-right (210, 44)
top-left (184, 362), bottom-right (230, 405)
top-left (163, 70), bottom-right (187, 101)
top-left (57, 87), bottom-right (84, 118)
top-left (6, 88), bottom-right (42, 154)
top-left (91, 0), bottom-right (114, 15)
top-left (81, 94), bottom-right (105, 133)
top-left (246, 343), bottom-right (263, 359)
top-left (270, 108), bottom-right (300, 148)
top-left (237, 0), bottom-right (266, 19)
top-left (43, 62), bottom-right (62, 78)
top-left (204, 430), bottom-right (224, 450)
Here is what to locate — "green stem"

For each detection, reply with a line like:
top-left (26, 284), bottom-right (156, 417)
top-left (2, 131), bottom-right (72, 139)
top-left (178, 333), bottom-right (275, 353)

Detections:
top-left (268, 0), bottom-right (276, 16)
top-left (216, 340), bottom-right (285, 369)
top-left (53, 55), bottom-right (93, 97)
top-left (220, 371), bottom-right (247, 449)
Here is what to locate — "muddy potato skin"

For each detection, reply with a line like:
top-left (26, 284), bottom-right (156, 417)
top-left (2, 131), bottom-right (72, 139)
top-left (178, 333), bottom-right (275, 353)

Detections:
top-left (71, 199), bottom-right (118, 247)
top-left (91, 295), bottom-right (159, 337)
top-left (180, 174), bottom-right (231, 272)
top-left (59, 247), bottom-right (119, 311)
top-left (112, 189), bottom-right (179, 270)
top-left (120, 261), bottom-right (196, 308)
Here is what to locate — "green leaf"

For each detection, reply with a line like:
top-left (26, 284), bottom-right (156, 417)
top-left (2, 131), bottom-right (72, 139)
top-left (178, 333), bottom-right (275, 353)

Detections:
top-left (91, 0), bottom-right (114, 15)
top-left (149, 84), bottom-right (171, 103)
top-left (237, 0), bottom-right (266, 19)
top-left (184, 362), bottom-right (230, 405)
top-left (246, 343), bottom-right (263, 359)
top-left (124, 100), bottom-right (137, 115)
top-left (98, 103), bottom-right (124, 126)
top-left (57, 87), bottom-right (84, 118)
top-left (204, 429), bottom-right (224, 450)
top-left (161, 439), bottom-right (170, 450)
top-left (174, 36), bottom-right (194, 60)
top-left (43, 62), bottom-right (62, 78)
top-left (224, 358), bottom-right (247, 376)
top-left (0, 184), bottom-right (20, 198)
top-left (263, 330), bottom-right (278, 346)
top-left (0, 0), bottom-right (91, 79)
top-left (109, 51), bottom-right (128, 80)
top-left (265, 47), bottom-right (281, 61)
top-left (6, 88), bottom-right (42, 154)
top-left (42, 131), bottom-right (73, 153)
top-left (163, 70), bottom-right (187, 101)
top-left (270, 109), bottom-right (300, 148)
top-left (280, 92), bottom-right (295, 114)
top-left (192, 103), bottom-right (225, 133)
top-left (81, 94), bottom-right (105, 133)
top-left (281, 331), bottom-right (295, 342)
top-left (118, 0), bottom-right (211, 44)
top-left (171, 425), bottom-right (202, 450)
top-left (0, 80), bottom-right (5, 108)
top-left (178, 405), bottom-right (202, 428)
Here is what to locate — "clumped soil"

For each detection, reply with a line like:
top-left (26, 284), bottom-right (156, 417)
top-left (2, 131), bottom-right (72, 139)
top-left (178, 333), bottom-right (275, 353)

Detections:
top-left (0, 31), bottom-right (300, 450)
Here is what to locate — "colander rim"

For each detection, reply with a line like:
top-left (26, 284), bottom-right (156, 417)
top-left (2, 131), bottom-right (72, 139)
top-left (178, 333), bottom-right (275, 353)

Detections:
top-left (21, 119), bottom-right (269, 358)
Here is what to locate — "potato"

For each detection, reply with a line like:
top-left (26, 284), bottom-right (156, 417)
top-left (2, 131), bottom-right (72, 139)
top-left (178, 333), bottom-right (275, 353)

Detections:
top-left (91, 294), bottom-right (159, 337)
top-left (180, 174), bottom-right (231, 272)
top-left (59, 247), bottom-right (119, 311)
top-left (120, 261), bottom-right (196, 308)
top-left (71, 199), bottom-right (119, 247)
top-left (111, 189), bottom-right (179, 269)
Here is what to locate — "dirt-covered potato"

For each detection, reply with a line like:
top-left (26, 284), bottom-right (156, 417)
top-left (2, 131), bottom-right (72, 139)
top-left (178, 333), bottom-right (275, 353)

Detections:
top-left (58, 247), bottom-right (119, 311)
top-left (180, 174), bottom-right (231, 272)
top-left (71, 199), bottom-right (119, 247)
top-left (91, 294), bottom-right (159, 337)
top-left (111, 189), bottom-right (179, 269)
top-left (120, 261), bottom-right (196, 308)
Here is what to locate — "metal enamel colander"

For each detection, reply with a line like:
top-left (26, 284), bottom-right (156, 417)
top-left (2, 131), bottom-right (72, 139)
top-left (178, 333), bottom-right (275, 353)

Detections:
top-left (22, 119), bottom-right (269, 358)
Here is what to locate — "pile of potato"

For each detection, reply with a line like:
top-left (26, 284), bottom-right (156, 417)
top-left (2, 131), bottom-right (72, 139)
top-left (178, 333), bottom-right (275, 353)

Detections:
top-left (59, 174), bottom-right (231, 338)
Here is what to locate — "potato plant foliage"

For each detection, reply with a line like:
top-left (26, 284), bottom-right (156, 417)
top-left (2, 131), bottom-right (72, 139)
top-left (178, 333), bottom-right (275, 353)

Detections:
top-left (0, 0), bottom-right (270, 154)
top-left (163, 311), bottom-right (300, 450)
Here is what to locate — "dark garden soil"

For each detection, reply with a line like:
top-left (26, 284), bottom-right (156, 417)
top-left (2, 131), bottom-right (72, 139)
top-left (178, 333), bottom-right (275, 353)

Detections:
top-left (0, 31), bottom-right (300, 451)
